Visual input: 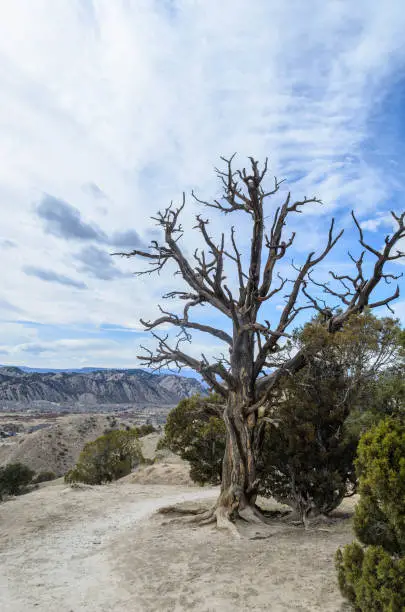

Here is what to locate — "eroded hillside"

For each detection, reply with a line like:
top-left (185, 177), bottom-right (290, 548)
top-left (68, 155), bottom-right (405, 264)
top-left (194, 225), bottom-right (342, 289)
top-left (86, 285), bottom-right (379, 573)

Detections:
top-left (0, 367), bottom-right (204, 407)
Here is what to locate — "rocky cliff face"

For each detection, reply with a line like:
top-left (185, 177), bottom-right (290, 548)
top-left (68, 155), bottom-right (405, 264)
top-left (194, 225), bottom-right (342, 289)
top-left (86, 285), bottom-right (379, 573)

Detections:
top-left (0, 367), bottom-right (204, 407)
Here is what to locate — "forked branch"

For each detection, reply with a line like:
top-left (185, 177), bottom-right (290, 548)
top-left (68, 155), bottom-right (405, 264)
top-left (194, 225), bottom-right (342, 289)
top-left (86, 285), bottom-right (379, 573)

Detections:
top-left (114, 155), bottom-right (404, 410)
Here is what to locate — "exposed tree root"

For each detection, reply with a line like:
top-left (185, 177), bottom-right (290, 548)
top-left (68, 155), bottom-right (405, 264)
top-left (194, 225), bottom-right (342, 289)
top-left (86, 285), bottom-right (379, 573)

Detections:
top-left (158, 505), bottom-right (209, 516)
top-left (303, 512), bottom-right (333, 530)
top-left (156, 500), bottom-right (244, 536)
top-left (187, 507), bottom-right (217, 524)
top-left (239, 504), bottom-right (268, 524)
top-left (156, 499), bottom-right (284, 538)
top-left (214, 506), bottom-right (241, 538)
top-left (198, 514), bottom-right (217, 527)
top-left (158, 505), bottom-right (218, 528)
top-left (157, 498), bottom-right (333, 538)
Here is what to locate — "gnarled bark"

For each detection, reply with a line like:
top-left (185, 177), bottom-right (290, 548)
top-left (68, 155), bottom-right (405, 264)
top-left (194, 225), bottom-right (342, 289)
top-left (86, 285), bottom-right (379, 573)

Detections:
top-left (115, 156), bottom-right (404, 533)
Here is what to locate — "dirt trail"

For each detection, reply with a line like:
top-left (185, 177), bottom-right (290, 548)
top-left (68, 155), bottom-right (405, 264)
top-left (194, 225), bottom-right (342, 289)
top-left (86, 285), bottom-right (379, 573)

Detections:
top-left (0, 482), bottom-right (352, 611)
top-left (0, 483), bottom-right (217, 612)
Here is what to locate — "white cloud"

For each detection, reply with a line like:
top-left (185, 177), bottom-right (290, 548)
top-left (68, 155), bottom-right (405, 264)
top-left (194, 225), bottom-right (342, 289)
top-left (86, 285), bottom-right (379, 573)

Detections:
top-left (15, 338), bottom-right (118, 353)
top-left (391, 300), bottom-right (405, 323)
top-left (359, 213), bottom-right (405, 265)
top-left (360, 214), bottom-right (393, 232)
top-left (0, 0), bottom-right (404, 366)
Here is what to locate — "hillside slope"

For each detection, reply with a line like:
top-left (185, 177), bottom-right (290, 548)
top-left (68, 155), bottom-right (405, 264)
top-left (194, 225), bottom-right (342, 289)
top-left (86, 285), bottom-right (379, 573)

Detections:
top-left (0, 367), bottom-right (204, 406)
top-left (0, 419), bottom-right (193, 483)
top-left (0, 414), bottom-right (132, 476)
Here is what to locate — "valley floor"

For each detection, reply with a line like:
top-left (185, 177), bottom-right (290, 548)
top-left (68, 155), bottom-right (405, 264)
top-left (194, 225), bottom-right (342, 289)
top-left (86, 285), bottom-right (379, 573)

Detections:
top-left (0, 481), bottom-right (353, 611)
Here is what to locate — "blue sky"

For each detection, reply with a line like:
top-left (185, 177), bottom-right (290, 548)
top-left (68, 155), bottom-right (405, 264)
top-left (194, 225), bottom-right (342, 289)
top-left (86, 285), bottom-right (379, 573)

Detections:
top-left (0, 0), bottom-right (404, 369)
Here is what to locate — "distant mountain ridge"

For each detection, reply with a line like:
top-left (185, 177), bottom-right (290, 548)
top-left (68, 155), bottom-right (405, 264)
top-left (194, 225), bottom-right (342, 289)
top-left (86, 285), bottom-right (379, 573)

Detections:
top-left (2, 366), bottom-right (113, 374)
top-left (0, 365), bottom-right (200, 377)
top-left (0, 366), bottom-right (205, 407)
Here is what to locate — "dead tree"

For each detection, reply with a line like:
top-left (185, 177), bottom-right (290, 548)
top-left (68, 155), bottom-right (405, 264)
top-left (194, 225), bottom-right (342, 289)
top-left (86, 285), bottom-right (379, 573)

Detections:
top-left (114, 155), bottom-right (404, 532)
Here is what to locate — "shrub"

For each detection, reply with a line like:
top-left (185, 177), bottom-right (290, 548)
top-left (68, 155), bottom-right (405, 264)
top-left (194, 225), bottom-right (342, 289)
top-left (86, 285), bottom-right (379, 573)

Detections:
top-left (134, 424), bottom-right (157, 437)
top-left (336, 417), bottom-right (405, 610)
top-left (336, 544), bottom-right (405, 611)
top-left (32, 471), bottom-right (57, 484)
top-left (259, 356), bottom-right (358, 523)
top-left (354, 417), bottom-right (405, 554)
top-left (65, 429), bottom-right (143, 485)
top-left (161, 371), bottom-right (357, 502)
top-left (158, 394), bottom-right (225, 485)
top-left (0, 463), bottom-right (35, 499)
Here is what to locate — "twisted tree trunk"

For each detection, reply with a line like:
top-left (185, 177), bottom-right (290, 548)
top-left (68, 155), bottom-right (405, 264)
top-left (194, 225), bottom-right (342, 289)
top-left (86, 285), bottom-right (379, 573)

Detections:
top-left (117, 155), bottom-right (404, 536)
top-left (212, 329), bottom-right (267, 528)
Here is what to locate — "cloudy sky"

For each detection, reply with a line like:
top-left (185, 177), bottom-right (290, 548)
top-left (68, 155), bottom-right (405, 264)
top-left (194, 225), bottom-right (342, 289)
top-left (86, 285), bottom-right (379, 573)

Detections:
top-left (0, 0), bottom-right (404, 369)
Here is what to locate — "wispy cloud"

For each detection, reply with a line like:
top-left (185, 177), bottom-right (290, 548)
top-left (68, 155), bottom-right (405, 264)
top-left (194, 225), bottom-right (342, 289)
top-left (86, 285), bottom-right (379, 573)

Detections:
top-left (0, 298), bottom-right (25, 314)
top-left (82, 182), bottom-right (107, 200)
top-left (0, 0), bottom-right (404, 366)
top-left (0, 238), bottom-right (17, 249)
top-left (75, 245), bottom-right (128, 280)
top-left (360, 213), bottom-right (393, 232)
top-left (36, 194), bottom-right (108, 242)
top-left (23, 265), bottom-right (87, 289)
top-left (13, 337), bottom-right (119, 358)
top-left (17, 338), bottom-right (118, 353)
top-left (36, 193), bottom-right (143, 249)
top-left (110, 229), bottom-right (143, 249)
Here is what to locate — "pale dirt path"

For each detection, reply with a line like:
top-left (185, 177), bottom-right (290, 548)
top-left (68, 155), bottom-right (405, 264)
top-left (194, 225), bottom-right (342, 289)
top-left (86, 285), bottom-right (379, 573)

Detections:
top-left (0, 482), bottom-right (218, 612)
top-left (0, 481), bottom-right (353, 612)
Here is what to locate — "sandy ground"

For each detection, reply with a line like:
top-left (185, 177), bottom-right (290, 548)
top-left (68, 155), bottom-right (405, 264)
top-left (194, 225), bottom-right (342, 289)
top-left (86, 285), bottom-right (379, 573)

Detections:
top-left (0, 481), bottom-right (354, 612)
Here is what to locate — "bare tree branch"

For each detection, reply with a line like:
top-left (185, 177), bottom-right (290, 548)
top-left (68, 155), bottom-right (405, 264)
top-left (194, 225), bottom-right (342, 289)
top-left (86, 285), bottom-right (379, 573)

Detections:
top-left (253, 219), bottom-right (343, 376)
top-left (138, 332), bottom-right (230, 396)
top-left (223, 226), bottom-right (247, 303)
top-left (116, 154), bottom-right (403, 418)
top-left (308, 211), bottom-right (405, 331)
top-left (118, 154), bottom-right (404, 517)
top-left (140, 303), bottom-right (233, 345)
